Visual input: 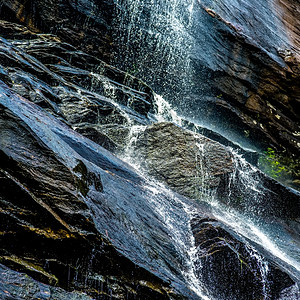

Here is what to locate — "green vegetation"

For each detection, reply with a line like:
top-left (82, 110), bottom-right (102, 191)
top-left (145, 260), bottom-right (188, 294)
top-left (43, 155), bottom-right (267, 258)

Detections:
top-left (259, 148), bottom-right (286, 179)
top-left (259, 148), bottom-right (300, 189)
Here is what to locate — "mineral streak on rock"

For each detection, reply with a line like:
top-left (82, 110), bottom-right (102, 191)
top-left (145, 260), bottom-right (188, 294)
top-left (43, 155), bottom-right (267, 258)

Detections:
top-left (275, 0), bottom-right (300, 54)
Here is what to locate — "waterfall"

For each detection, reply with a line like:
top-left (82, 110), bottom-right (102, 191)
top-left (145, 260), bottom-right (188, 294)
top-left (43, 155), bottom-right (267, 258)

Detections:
top-left (112, 0), bottom-right (197, 103)
top-left (156, 92), bottom-right (300, 270)
top-left (86, 53), bottom-right (300, 296)
top-left (1, 0), bottom-right (299, 299)
top-left (102, 88), bottom-right (298, 299)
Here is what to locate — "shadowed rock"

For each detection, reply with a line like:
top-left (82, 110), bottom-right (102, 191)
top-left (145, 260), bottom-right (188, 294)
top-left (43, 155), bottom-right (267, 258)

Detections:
top-left (190, 217), bottom-right (297, 300)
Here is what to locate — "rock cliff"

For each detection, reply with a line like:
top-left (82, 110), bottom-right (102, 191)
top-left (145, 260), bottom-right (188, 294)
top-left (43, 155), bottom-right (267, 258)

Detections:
top-left (0, 1), bottom-right (300, 299)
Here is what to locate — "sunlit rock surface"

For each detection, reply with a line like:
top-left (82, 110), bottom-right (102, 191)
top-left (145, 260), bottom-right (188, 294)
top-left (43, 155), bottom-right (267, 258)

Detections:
top-left (134, 122), bottom-right (234, 198)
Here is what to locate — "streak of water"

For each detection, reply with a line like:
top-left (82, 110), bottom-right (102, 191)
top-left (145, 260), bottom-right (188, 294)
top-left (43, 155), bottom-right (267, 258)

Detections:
top-left (112, 0), bottom-right (196, 98)
top-left (128, 161), bottom-right (214, 299)
top-left (152, 93), bottom-right (300, 277)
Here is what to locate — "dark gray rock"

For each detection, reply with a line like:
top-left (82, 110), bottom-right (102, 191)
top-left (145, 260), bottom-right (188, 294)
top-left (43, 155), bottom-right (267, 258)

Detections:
top-left (0, 20), bottom-right (154, 153)
top-left (0, 4), bottom-right (299, 300)
top-left (0, 0), bottom-right (114, 60)
top-left (0, 82), bottom-right (191, 299)
top-left (0, 263), bottom-right (93, 300)
top-left (190, 217), bottom-right (296, 300)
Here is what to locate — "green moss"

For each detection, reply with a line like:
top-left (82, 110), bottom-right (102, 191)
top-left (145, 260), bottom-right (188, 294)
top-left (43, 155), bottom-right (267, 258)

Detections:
top-left (258, 148), bottom-right (300, 188)
top-left (259, 148), bottom-right (286, 179)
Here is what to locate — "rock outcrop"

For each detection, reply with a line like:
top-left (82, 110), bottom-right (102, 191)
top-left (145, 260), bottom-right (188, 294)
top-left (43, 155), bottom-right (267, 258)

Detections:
top-left (0, 20), bottom-right (153, 154)
top-left (0, 83), bottom-right (187, 299)
top-left (134, 122), bottom-right (300, 222)
top-left (134, 122), bottom-right (234, 199)
top-left (1, 0), bottom-right (299, 187)
top-left (113, 0), bottom-right (300, 157)
top-left (112, 0), bottom-right (300, 187)
top-left (191, 217), bottom-right (298, 300)
top-left (0, 0), bottom-right (114, 60)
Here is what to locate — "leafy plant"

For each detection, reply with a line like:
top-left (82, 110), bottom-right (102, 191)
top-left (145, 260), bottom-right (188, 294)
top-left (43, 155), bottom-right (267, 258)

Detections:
top-left (259, 148), bottom-right (286, 179)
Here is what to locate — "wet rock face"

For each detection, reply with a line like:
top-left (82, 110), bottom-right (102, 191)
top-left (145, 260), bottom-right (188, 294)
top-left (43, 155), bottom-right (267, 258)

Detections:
top-left (0, 20), bottom-right (154, 152)
top-left (0, 0), bottom-right (114, 60)
top-left (0, 263), bottom-right (94, 300)
top-left (112, 0), bottom-right (300, 165)
top-left (190, 217), bottom-right (296, 300)
top-left (0, 20), bottom-right (190, 299)
top-left (1, 0), bottom-right (300, 186)
top-left (134, 122), bottom-right (234, 199)
top-left (134, 122), bottom-right (300, 223)
top-left (0, 84), bottom-right (188, 299)
top-left (0, 3), bottom-right (300, 300)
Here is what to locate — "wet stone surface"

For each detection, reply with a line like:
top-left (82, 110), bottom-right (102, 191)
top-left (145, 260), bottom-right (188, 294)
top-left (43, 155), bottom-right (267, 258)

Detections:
top-left (0, 5), bottom-right (299, 300)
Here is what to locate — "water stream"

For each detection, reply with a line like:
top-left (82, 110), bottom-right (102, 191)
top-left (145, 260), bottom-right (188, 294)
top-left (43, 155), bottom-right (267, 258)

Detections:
top-left (116, 92), bottom-right (300, 299)
top-left (112, 0), bottom-right (197, 104)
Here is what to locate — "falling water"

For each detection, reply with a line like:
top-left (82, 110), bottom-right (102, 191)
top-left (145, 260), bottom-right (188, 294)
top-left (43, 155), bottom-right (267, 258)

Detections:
top-left (145, 93), bottom-right (300, 297)
top-left (112, 0), bottom-right (196, 101)
top-left (91, 2), bottom-right (300, 297)
top-left (118, 146), bottom-right (211, 298)
top-left (141, 178), bottom-right (213, 300)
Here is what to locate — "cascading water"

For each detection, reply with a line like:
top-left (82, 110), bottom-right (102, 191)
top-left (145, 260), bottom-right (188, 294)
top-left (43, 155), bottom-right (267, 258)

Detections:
top-left (1, 2), bottom-right (299, 298)
top-left (139, 178), bottom-right (213, 300)
top-left (75, 57), bottom-right (300, 297)
top-left (112, 0), bottom-right (197, 105)
top-left (98, 88), bottom-right (297, 298)
top-left (166, 95), bottom-right (299, 287)
top-left (111, 0), bottom-right (282, 153)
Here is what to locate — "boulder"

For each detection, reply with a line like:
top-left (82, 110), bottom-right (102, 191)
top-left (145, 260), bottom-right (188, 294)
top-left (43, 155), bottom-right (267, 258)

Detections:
top-left (134, 122), bottom-right (234, 200)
